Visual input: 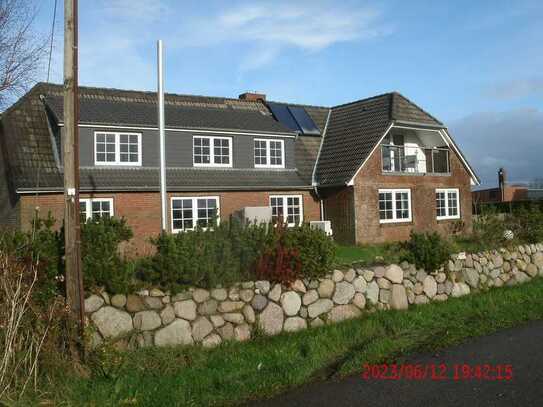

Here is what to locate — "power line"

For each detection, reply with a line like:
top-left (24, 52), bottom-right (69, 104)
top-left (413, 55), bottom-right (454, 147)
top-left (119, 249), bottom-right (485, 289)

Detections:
top-left (46, 0), bottom-right (58, 82)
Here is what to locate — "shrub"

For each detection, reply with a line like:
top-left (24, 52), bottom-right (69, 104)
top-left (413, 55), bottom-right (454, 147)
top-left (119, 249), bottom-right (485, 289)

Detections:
top-left (403, 231), bottom-right (452, 272)
top-left (509, 205), bottom-right (543, 244)
top-left (80, 217), bottom-right (135, 294)
top-left (139, 220), bottom-right (336, 292)
top-left (471, 207), bottom-right (512, 249)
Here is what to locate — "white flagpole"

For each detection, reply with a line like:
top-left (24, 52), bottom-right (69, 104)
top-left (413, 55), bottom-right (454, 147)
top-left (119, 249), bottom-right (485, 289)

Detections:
top-left (157, 40), bottom-right (167, 231)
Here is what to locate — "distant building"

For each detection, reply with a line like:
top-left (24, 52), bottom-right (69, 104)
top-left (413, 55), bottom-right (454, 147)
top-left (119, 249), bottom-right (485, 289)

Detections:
top-left (472, 168), bottom-right (541, 204)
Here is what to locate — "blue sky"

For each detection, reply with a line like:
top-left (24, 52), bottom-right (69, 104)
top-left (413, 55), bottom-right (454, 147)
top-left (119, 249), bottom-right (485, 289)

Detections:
top-left (34, 0), bottom-right (542, 187)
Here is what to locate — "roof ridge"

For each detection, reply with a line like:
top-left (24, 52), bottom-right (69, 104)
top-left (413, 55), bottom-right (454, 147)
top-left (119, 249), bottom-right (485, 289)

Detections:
top-left (391, 92), bottom-right (443, 125)
top-left (266, 100), bottom-right (330, 110)
top-left (331, 91), bottom-right (395, 110)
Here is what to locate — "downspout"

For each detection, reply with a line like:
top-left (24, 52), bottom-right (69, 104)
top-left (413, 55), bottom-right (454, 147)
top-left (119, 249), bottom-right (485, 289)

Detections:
top-left (312, 109), bottom-right (332, 221)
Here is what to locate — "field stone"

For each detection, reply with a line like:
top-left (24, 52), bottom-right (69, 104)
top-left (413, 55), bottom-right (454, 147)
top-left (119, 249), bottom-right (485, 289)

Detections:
top-left (171, 291), bottom-right (191, 302)
top-left (192, 317), bottom-right (214, 342)
top-left (377, 277), bottom-right (391, 289)
top-left (333, 281), bottom-right (355, 305)
top-left (280, 291), bottom-right (302, 316)
top-left (197, 299), bottom-right (218, 315)
top-left (85, 295), bottom-right (104, 313)
top-left (218, 301), bottom-right (244, 313)
top-left (389, 284), bottom-right (408, 310)
top-left (318, 279), bottom-right (335, 298)
top-left (160, 305), bottom-right (175, 325)
top-left (362, 270), bottom-right (375, 282)
top-left (299, 306), bottom-right (308, 319)
top-left (379, 289), bottom-right (390, 303)
top-left (228, 288), bottom-right (240, 301)
top-left (240, 289), bottom-right (254, 303)
top-left (332, 270), bottom-right (344, 282)
top-left (303, 290), bottom-right (319, 306)
top-left (462, 268), bottom-right (479, 288)
top-left (268, 284), bottom-right (282, 302)
top-left (255, 281), bottom-right (271, 295)
top-left (526, 263), bottom-right (538, 278)
top-left (284, 317), bottom-right (307, 332)
top-left (126, 295), bottom-right (146, 313)
top-left (533, 252), bottom-right (543, 268)
top-left (374, 266), bottom-right (386, 278)
top-left (211, 288), bottom-right (227, 301)
top-left (111, 294), bottom-right (127, 309)
top-left (308, 299), bottom-right (334, 318)
top-left (241, 281), bottom-right (254, 289)
top-left (210, 315), bottom-right (225, 328)
top-left (234, 324), bottom-right (251, 341)
top-left (144, 296), bottom-right (163, 310)
top-left (423, 276), bottom-right (437, 298)
top-left (251, 294), bottom-right (268, 311)
top-left (435, 294), bottom-right (448, 302)
top-left (344, 269), bottom-right (356, 283)
top-left (202, 333), bottom-right (222, 348)
top-left (290, 279), bottom-right (307, 293)
top-left (223, 313), bottom-right (245, 324)
top-left (154, 319), bottom-right (193, 346)
top-left (407, 290), bottom-right (415, 304)
top-left (435, 273), bottom-right (447, 283)
top-left (91, 306), bottom-right (133, 338)
top-left (218, 323), bottom-right (234, 340)
top-left (385, 265), bottom-right (403, 284)
top-left (174, 300), bottom-right (197, 321)
top-left (353, 276), bottom-right (367, 293)
top-left (451, 282), bottom-right (470, 297)
top-left (258, 302), bottom-right (284, 335)
top-left (365, 281), bottom-right (379, 304)
top-left (192, 289), bottom-right (210, 303)
top-left (353, 293), bottom-right (366, 309)
top-left (242, 304), bottom-right (256, 324)
top-left (134, 310), bottom-right (161, 331)
top-left (414, 295), bottom-right (429, 305)
top-left (310, 318), bottom-right (325, 328)
top-left (328, 305), bottom-right (361, 323)
top-left (101, 292), bottom-right (110, 305)
top-left (413, 282), bottom-right (424, 295)
top-left (492, 255), bottom-right (504, 268)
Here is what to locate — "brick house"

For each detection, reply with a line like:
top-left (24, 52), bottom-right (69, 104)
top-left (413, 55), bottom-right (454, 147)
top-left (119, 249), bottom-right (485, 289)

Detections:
top-left (0, 83), bottom-right (479, 253)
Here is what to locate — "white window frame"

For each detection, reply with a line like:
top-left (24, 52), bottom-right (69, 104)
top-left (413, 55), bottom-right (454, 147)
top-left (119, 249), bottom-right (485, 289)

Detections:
top-left (378, 188), bottom-right (412, 224)
top-left (170, 196), bottom-right (220, 233)
top-left (254, 138), bottom-right (285, 169)
top-left (192, 136), bottom-right (233, 167)
top-left (94, 131), bottom-right (142, 166)
top-left (269, 195), bottom-right (303, 227)
top-left (436, 188), bottom-right (460, 220)
top-left (79, 198), bottom-right (114, 220)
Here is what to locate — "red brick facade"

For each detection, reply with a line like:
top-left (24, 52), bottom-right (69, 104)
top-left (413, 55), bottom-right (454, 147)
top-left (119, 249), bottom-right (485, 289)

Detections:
top-left (323, 147), bottom-right (473, 245)
top-left (20, 190), bottom-right (321, 256)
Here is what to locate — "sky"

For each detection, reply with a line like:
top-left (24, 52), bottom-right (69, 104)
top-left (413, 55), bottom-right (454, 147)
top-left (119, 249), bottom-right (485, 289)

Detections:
top-left (33, 0), bottom-right (542, 188)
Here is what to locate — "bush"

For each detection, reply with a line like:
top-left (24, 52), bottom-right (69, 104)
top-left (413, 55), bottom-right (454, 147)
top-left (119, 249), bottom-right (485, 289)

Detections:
top-left (403, 231), bottom-right (452, 272)
top-left (139, 220), bottom-right (336, 292)
top-left (509, 205), bottom-right (543, 244)
top-left (81, 217), bottom-right (135, 294)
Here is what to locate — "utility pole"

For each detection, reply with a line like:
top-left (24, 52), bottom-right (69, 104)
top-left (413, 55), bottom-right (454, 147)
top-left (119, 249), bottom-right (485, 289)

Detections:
top-left (63, 0), bottom-right (85, 347)
top-left (157, 40), bottom-right (167, 232)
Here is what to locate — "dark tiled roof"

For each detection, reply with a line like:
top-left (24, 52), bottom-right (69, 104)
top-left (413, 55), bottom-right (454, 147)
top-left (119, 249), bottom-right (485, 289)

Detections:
top-left (44, 86), bottom-right (295, 135)
top-left (15, 167), bottom-right (310, 192)
top-left (314, 92), bottom-right (444, 186)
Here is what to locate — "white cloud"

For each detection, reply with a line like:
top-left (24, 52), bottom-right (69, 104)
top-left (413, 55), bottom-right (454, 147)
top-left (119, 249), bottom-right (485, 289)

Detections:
top-left (175, 1), bottom-right (389, 70)
top-left (100, 0), bottom-right (169, 23)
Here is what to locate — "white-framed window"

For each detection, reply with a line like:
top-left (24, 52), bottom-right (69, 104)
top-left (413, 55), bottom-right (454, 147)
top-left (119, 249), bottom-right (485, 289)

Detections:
top-left (80, 198), bottom-right (114, 221)
top-left (193, 136), bottom-right (232, 167)
top-left (269, 195), bottom-right (303, 226)
top-left (171, 196), bottom-right (220, 232)
top-left (254, 139), bottom-right (285, 168)
top-left (94, 132), bottom-right (141, 166)
top-left (436, 188), bottom-right (460, 220)
top-left (378, 189), bottom-right (412, 223)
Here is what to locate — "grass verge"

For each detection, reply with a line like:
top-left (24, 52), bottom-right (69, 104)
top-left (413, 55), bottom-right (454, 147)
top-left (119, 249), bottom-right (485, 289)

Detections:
top-left (28, 278), bottom-right (543, 406)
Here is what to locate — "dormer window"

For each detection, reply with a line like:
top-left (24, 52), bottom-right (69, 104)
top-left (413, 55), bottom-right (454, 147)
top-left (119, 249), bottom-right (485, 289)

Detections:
top-left (193, 136), bottom-right (232, 167)
top-left (254, 139), bottom-right (284, 168)
top-left (94, 132), bottom-right (141, 166)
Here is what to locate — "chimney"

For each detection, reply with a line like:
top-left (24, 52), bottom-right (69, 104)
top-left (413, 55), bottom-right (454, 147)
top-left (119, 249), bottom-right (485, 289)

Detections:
top-left (498, 167), bottom-right (506, 201)
top-left (239, 92), bottom-right (266, 102)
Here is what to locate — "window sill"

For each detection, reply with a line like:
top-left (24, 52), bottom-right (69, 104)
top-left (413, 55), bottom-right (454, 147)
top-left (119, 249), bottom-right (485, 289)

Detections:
top-left (381, 171), bottom-right (451, 177)
top-left (379, 219), bottom-right (413, 225)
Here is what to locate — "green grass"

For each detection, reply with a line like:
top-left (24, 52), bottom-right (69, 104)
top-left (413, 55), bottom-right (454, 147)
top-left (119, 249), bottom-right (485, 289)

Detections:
top-left (26, 277), bottom-right (543, 407)
top-left (334, 243), bottom-right (404, 266)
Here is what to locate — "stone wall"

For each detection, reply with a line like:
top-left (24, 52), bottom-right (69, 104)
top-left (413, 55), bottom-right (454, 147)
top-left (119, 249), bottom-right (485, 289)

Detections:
top-left (85, 243), bottom-right (543, 349)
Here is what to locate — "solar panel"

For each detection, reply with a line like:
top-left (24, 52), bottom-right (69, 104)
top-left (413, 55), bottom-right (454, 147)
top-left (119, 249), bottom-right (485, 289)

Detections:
top-left (288, 106), bottom-right (321, 135)
top-left (267, 102), bottom-right (300, 132)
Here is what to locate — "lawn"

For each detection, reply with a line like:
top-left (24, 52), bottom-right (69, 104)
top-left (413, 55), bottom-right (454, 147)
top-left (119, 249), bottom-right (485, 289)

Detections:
top-left (334, 243), bottom-right (404, 266)
top-left (28, 277), bottom-right (543, 407)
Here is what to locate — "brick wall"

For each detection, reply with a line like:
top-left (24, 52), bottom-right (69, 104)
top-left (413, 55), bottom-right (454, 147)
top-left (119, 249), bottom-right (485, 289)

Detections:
top-left (351, 146), bottom-right (473, 244)
top-left (20, 189), bottom-right (321, 256)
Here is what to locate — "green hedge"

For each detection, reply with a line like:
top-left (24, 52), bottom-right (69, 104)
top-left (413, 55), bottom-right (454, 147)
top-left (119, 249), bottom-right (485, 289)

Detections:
top-left (137, 220), bottom-right (336, 292)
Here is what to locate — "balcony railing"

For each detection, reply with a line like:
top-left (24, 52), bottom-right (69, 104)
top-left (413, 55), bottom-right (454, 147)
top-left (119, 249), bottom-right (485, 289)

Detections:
top-left (381, 145), bottom-right (450, 174)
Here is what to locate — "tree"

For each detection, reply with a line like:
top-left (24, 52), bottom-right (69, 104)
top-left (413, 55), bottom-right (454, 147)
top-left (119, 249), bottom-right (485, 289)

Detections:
top-left (0, 0), bottom-right (47, 109)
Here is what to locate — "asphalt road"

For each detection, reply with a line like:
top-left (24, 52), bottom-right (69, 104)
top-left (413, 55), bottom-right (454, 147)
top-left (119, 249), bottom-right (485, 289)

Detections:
top-left (247, 320), bottom-right (543, 407)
